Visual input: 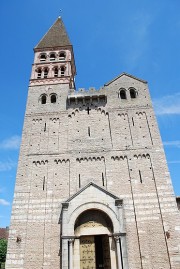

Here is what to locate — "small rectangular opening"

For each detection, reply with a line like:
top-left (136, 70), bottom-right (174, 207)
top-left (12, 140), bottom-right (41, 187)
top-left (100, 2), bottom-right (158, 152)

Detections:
top-left (139, 170), bottom-right (142, 183)
top-left (43, 176), bottom-right (45, 190)
top-left (88, 127), bottom-right (90, 137)
top-left (132, 117), bottom-right (134, 126)
top-left (102, 173), bottom-right (105, 186)
top-left (79, 174), bottom-right (81, 188)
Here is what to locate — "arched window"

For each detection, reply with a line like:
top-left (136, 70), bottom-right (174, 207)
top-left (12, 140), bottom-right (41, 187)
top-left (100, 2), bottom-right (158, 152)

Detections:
top-left (50, 53), bottom-right (56, 61)
top-left (44, 68), bottom-right (48, 78)
top-left (51, 94), bottom-right (57, 103)
top-left (60, 66), bottom-right (65, 76)
top-left (37, 68), bottom-right (42, 79)
top-left (40, 54), bottom-right (46, 62)
top-left (119, 89), bottom-right (126, 99)
top-left (54, 67), bottom-right (58, 77)
top-left (41, 95), bottom-right (47, 104)
top-left (59, 52), bottom-right (66, 61)
top-left (130, 88), bottom-right (136, 99)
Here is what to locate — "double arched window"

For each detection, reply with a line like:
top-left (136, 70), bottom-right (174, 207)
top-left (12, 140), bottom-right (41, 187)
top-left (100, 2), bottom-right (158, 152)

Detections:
top-left (118, 87), bottom-right (137, 99)
top-left (40, 94), bottom-right (57, 104)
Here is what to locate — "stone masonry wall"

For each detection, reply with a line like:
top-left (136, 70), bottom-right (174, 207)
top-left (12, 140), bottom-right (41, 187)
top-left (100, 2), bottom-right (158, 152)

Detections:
top-left (6, 74), bottom-right (180, 269)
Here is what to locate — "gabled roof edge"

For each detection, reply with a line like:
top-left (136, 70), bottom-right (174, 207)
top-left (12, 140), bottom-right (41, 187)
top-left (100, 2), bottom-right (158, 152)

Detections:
top-left (104, 72), bottom-right (148, 86)
top-left (65, 182), bottom-right (119, 203)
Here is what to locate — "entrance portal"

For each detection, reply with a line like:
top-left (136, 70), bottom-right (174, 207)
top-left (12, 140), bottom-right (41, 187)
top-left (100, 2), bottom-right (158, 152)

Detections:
top-left (80, 235), bottom-right (111, 269)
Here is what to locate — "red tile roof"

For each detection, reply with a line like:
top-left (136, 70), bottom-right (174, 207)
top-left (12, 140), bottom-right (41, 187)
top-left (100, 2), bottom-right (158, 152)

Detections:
top-left (0, 227), bottom-right (9, 240)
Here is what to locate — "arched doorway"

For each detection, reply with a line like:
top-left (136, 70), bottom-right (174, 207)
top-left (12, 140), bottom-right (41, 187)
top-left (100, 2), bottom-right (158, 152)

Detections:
top-left (74, 209), bottom-right (115, 269)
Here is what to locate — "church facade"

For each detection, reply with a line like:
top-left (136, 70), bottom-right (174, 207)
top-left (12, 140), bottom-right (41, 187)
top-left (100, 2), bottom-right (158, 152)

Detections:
top-left (6, 18), bottom-right (180, 269)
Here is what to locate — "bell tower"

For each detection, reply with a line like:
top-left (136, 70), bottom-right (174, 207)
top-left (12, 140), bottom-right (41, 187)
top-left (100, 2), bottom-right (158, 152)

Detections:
top-left (31, 17), bottom-right (76, 89)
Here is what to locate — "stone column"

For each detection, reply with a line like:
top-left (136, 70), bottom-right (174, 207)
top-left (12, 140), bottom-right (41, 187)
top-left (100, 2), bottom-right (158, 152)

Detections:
top-left (114, 236), bottom-right (122, 269)
top-left (69, 239), bottom-right (74, 269)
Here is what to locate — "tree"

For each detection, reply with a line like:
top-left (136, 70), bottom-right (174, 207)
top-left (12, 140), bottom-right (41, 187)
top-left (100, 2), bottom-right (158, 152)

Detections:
top-left (0, 239), bottom-right (7, 269)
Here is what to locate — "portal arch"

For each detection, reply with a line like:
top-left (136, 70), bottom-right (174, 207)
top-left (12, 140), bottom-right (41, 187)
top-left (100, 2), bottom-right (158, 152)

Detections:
top-left (67, 202), bottom-right (120, 236)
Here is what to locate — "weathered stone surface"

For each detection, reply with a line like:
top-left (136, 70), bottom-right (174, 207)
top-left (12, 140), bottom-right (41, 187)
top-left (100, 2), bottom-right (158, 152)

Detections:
top-left (6, 20), bottom-right (180, 269)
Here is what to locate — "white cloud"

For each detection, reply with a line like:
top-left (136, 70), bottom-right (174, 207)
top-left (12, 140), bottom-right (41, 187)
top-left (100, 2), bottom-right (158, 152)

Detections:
top-left (0, 135), bottom-right (21, 150)
top-left (0, 160), bottom-right (17, 172)
top-left (0, 199), bottom-right (10, 206)
top-left (153, 92), bottom-right (180, 115)
top-left (163, 140), bottom-right (180, 148)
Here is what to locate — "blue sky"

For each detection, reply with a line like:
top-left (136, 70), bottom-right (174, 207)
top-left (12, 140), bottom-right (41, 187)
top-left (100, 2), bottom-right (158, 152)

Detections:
top-left (0, 0), bottom-right (180, 227)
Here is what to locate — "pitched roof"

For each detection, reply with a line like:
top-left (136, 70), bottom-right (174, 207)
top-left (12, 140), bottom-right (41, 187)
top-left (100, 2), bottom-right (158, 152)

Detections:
top-left (104, 72), bottom-right (147, 86)
top-left (65, 182), bottom-right (120, 203)
top-left (35, 17), bottom-right (71, 49)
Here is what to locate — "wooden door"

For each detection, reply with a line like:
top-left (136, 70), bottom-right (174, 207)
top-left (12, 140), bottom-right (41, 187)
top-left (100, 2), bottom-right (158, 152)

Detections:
top-left (80, 236), bottom-right (96, 269)
top-left (102, 235), bottom-right (111, 269)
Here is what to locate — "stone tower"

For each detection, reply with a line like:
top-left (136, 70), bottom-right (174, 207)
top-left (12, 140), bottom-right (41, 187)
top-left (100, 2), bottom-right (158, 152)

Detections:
top-left (6, 18), bottom-right (180, 269)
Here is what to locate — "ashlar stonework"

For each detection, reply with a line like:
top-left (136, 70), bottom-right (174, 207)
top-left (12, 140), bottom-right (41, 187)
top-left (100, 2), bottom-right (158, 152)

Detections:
top-left (6, 17), bottom-right (180, 269)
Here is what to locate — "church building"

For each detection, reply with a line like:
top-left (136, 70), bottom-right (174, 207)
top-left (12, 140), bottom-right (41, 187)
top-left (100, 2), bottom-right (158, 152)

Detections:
top-left (6, 18), bottom-right (180, 269)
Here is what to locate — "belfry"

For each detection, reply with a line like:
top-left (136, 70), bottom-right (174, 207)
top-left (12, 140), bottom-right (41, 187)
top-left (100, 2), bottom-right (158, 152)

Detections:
top-left (6, 18), bottom-right (180, 269)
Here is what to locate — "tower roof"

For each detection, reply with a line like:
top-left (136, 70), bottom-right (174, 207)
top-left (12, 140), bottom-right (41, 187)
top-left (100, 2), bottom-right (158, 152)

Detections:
top-left (35, 17), bottom-right (71, 50)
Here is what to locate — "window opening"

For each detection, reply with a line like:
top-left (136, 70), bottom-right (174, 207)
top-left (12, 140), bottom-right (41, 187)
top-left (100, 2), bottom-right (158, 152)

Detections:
top-left (37, 68), bottom-right (42, 79)
top-left (88, 126), bottom-right (90, 137)
top-left (132, 117), bottom-right (134, 126)
top-left (43, 176), bottom-right (45, 191)
top-left (79, 174), bottom-right (81, 188)
top-left (51, 94), bottom-right (56, 103)
top-left (44, 123), bottom-right (46, 132)
top-left (60, 66), bottom-right (65, 76)
top-left (59, 52), bottom-right (66, 60)
top-left (102, 173), bottom-right (105, 186)
top-left (50, 53), bottom-right (56, 61)
top-left (139, 170), bottom-right (142, 183)
top-left (54, 67), bottom-right (58, 77)
top-left (130, 88), bottom-right (136, 99)
top-left (44, 68), bottom-right (48, 78)
top-left (40, 54), bottom-right (46, 62)
top-left (120, 89), bottom-right (126, 99)
top-left (41, 95), bottom-right (46, 104)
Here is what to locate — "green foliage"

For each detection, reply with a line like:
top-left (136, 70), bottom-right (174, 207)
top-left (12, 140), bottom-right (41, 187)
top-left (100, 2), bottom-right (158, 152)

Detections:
top-left (0, 239), bottom-right (7, 265)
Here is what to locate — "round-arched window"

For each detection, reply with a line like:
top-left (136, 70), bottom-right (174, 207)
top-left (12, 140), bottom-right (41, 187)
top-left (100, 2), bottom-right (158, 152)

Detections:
top-left (51, 94), bottom-right (57, 104)
top-left (59, 52), bottom-right (66, 61)
top-left (40, 54), bottom-right (47, 62)
top-left (130, 88), bottom-right (137, 99)
top-left (37, 68), bottom-right (42, 79)
top-left (50, 53), bottom-right (56, 61)
top-left (44, 68), bottom-right (49, 78)
top-left (119, 89), bottom-right (126, 99)
top-left (41, 95), bottom-right (47, 104)
top-left (60, 66), bottom-right (65, 76)
top-left (54, 67), bottom-right (58, 77)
